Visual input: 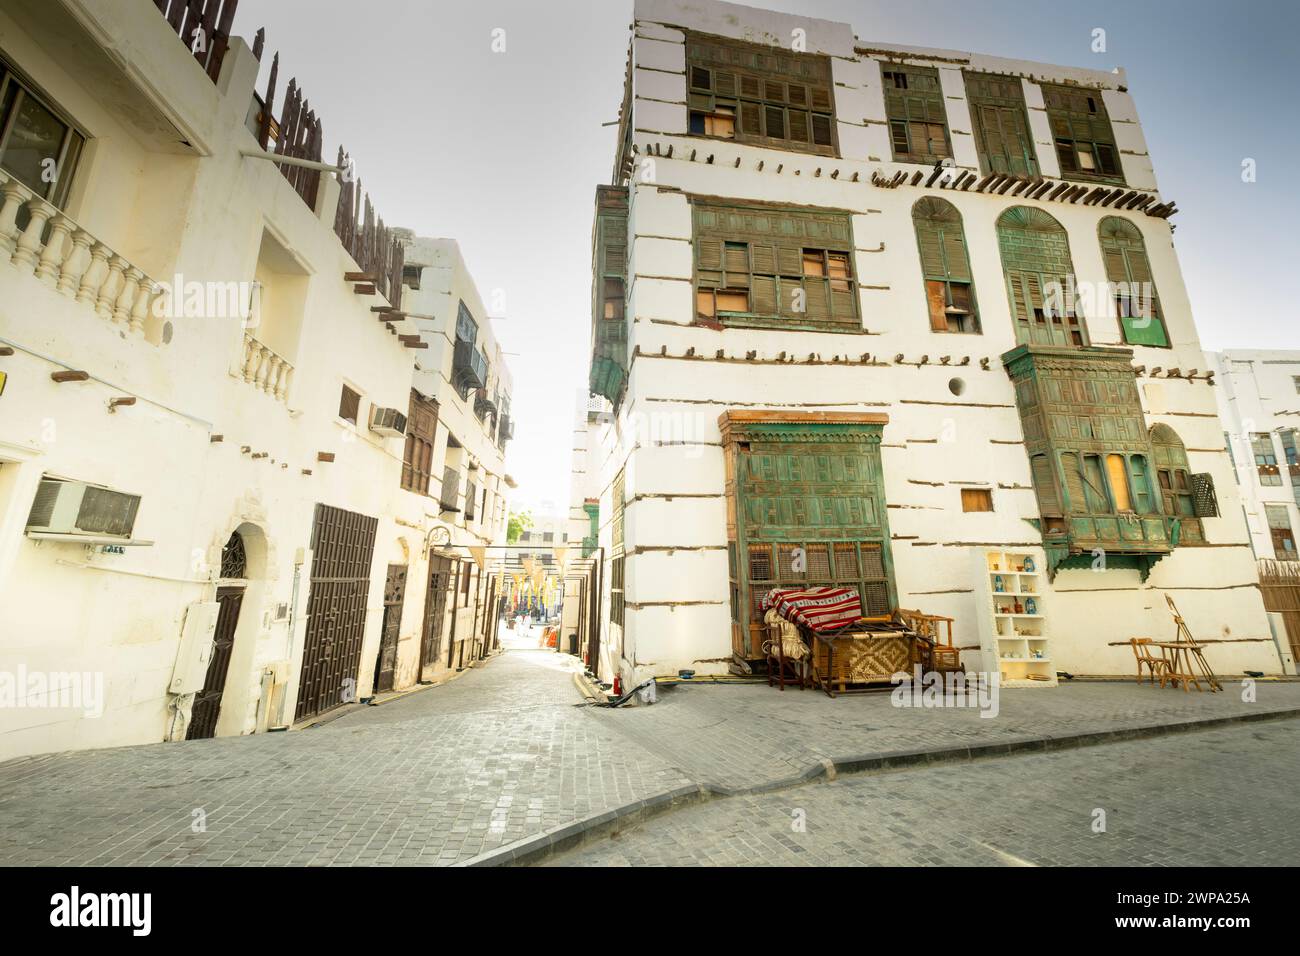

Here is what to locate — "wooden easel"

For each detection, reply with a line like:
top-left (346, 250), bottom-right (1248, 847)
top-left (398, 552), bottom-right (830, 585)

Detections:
top-left (1158, 594), bottom-right (1223, 692)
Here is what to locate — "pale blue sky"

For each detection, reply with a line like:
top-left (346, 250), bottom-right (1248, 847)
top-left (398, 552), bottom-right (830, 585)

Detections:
top-left (237, 0), bottom-right (1299, 510)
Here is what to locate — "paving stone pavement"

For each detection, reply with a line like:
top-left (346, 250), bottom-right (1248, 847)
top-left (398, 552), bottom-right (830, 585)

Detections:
top-left (583, 678), bottom-right (1300, 792)
top-left (542, 720), bottom-right (1300, 866)
top-left (3, 642), bottom-right (1297, 866)
top-left (0, 648), bottom-right (689, 866)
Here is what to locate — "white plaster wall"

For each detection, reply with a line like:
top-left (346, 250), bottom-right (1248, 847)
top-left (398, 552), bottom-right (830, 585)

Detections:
top-left (0, 8), bottom-right (496, 758)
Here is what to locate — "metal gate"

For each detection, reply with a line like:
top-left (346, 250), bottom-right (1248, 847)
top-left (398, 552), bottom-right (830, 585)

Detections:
top-left (295, 504), bottom-right (378, 721)
top-left (420, 555), bottom-right (453, 673)
top-left (373, 563), bottom-right (407, 694)
top-left (1259, 559), bottom-right (1300, 662)
top-left (186, 586), bottom-right (243, 739)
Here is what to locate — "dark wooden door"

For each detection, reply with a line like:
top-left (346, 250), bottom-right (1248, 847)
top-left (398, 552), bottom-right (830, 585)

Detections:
top-left (420, 555), bottom-right (452, 672)
top-left (295, 504), bottom-right (378, 721)
top-left (373, 563), bottom-right (407, 693)
top-left (187, 587), bottom-right (244, 740)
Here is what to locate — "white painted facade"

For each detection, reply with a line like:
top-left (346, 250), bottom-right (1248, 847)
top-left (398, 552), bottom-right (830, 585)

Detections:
top-left (0, 2), bottom-right (511, 759)
top-left (576, 0), bottom-right (1283, 689)
top-left (1206, 350), bottom-right (1300, 562)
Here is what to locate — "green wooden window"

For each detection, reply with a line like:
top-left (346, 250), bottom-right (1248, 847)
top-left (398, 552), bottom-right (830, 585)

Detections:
top-left (612, 467), bottom-right (625, 552)
top-left (964, 72), bottom-right (1037, 177)
top-left (610, 554), bottom-right (626, 627)
top-left (912, 197), bottom-right (979, 333)
top-left (1099, 217), bottom-right (1168, 348)
top-left (692, 200), bottom-right (858, 332)
top-left (685, 32), bottom-right (836, 156)
top-left (1041, 83), bottom-right (1123, 184)
top-left (1151, 424), bottom-right (1208, 539)
top-left (727, 421), bottom-right (897, 654)
top-left (996, 206), bottom-right (1088, 347)
top-left (881, 64), bottom-right (951, 163)
top-left (1006, 347), bottom-right (1191, 574)
top-left (590, 186), bottom-right (629, 407)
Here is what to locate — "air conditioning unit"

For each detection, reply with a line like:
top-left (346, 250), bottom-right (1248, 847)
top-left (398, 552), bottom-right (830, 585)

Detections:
top-left (25, 477), bottom-right (143, 540)
top-left (368, 405), bottom-right (408, 437)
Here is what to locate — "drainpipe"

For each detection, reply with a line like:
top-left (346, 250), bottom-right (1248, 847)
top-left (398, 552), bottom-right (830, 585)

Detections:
top-left (238, 149), bottom-right (349, 177)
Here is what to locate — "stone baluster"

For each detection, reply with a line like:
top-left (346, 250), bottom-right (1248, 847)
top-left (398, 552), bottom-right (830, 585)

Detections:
top-left (242, 334), bottom-right (260, 382)
top-left (97, 254), bottom-right (128, 322)
top-left (0, 175), bottom-right (26, 258)
top-left (276, 364), bottom-right (293, 402)
top-left (35, 214), bottom-right (73, 285)
top-left (130, 280), bottom-right (157, 336)
top-left (11, 197), bottom-right (54, 273)
top-left (57, 228), bottom-right (94, 296)
top-left (76, 242), bottom-right (112, 308)
top-left (113, 267), bottom-right (143, 329)
top-left (265, 355), bottom-right (283, 395)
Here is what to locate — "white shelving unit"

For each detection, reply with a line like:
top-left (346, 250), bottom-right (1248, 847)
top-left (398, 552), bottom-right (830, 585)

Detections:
top-left (972, 548), bottom-right (1056, 688)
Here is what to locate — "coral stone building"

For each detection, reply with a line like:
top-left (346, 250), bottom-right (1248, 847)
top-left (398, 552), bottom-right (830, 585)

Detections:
top-left (575, 0), bottom-right (1284, 688)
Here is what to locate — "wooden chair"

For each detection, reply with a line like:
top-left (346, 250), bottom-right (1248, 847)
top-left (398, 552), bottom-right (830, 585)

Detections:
top-left (896, 608), bottom-right (962, 674)
top-left (1129, 637), bottom-right (1168, 686)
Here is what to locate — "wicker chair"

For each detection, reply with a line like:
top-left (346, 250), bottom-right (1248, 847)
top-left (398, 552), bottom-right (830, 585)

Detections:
top-left (764, 610), bottom-right (811, 691)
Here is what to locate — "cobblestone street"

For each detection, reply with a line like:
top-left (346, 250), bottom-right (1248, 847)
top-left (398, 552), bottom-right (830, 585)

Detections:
top-left (544, 720), bottom-right (1300, 866)
top-left (0, 641), bottom-right (688, 867)
top-left (2, 637), bottom-right (1298, 866)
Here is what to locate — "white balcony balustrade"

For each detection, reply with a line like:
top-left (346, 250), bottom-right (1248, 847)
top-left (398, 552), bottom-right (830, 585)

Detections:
top-left (241, 331), bottom-right (294, 402)
top-left (0, 169), bottom-right (163, 339)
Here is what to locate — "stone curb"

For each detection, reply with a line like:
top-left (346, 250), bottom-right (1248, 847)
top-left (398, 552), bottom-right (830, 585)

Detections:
top-left (460, 702), bottom-right (1300, 866)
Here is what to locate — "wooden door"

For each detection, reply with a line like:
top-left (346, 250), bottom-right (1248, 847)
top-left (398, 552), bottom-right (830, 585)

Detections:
top-left (373, 563), bottom-right (406, 693)
top-left (420, 555), bottom-right (452, 672)
top-left (295, 504), bottom-right (378, 721)
top-left (187, 587), bottom-right (244, 740)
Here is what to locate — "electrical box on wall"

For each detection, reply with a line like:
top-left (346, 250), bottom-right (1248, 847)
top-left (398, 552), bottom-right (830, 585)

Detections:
top-left (169, 601), bottom-right (220, 694)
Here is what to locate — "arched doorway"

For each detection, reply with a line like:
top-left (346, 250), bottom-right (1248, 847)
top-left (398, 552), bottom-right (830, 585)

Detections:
top-left (187, 531), bottom-right (247, 740)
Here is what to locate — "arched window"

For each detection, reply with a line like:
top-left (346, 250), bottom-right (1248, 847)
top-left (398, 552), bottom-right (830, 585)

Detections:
top-left (1150, 425), bottom-right (1195, 517)
top-left (912, 197), bottom-right (979, 333)
top-left (995, 206), bottom-right (1087, 347)
top-left (220, 531), bottom-right (247, 579)
top-left (1150, 424), bottom-right (1209, 543)
top-left (1099, 217), bottom-right (1169, 347)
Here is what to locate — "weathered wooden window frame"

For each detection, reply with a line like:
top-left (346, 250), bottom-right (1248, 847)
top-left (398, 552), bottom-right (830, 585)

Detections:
top-left (1265, 504), bottom-right (1298, 561)
top-left (996, 206), bottom-right (1088, 348)
top-left (401, 389), bottom-right (438, 496)
top-left (961, 488), bottom-right (994, 512)
top-left (964, 71), bottom-right (1038, 177)
top-left (912, 197), bottom-right (980, 334)
top-left (338, 384), bottom-right (361, 425)
top-left (692, 198), bottom-right (861, 333)
top-left (719, 411), bottom-right (896, 658)
top-left (1041, 83), bottom-right (1124, 185)
top-left (685, 31), bottom-right (838, 158)
top-left (881, 63), bottom-right (952, 164)
top-left (1098, 216), bottom-right (1169, 348)
top-left (609, 555), bottom-right (625, 628)
top-left (1252, 432), bottom-right (1283, 486)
